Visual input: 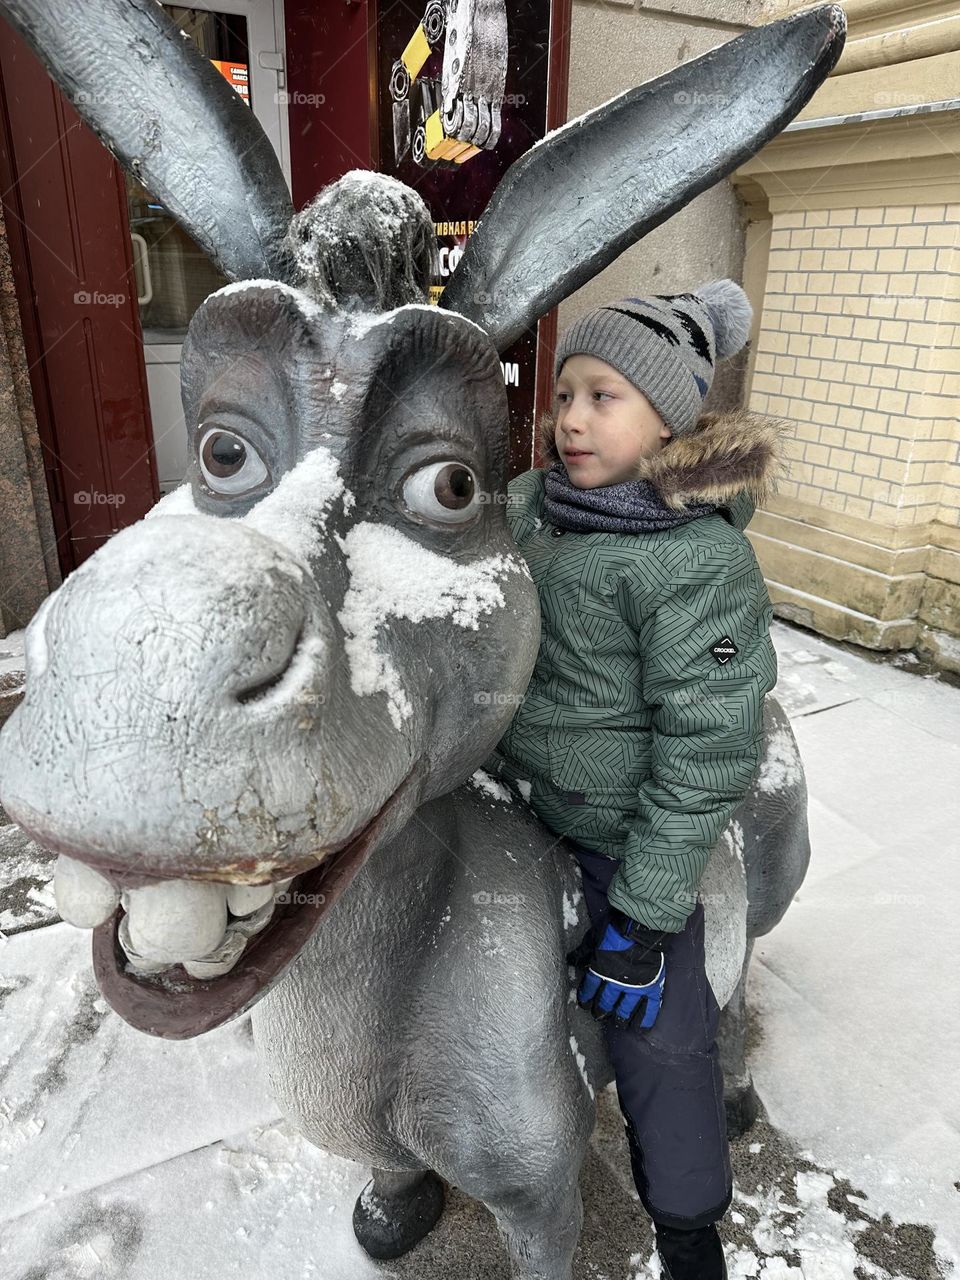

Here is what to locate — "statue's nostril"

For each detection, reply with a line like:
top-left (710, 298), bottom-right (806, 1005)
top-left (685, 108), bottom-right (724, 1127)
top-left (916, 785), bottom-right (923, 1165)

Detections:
top-left (232, 621), bottom-right (306, 705)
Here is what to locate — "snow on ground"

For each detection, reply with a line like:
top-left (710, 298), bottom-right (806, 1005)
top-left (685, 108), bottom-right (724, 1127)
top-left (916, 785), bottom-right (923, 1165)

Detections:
top-left (0, 619), bottom-right (957, 1276)
top-left (0, 925), bottom-right (280, 1217)
top-left (0, 1118), bottom-right (381, 1280)
top-left (745, 623), bottom-right (960, 1276)
top-left (0, 818), bottom-right (56, 934)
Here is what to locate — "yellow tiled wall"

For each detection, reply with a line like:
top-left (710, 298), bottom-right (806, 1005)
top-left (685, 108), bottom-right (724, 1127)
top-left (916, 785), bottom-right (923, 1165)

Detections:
top-left (749, 203), bottom-right (960, 531)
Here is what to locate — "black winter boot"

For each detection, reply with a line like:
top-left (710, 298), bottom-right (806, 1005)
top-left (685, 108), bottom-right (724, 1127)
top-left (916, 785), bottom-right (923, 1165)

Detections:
top-left (655, 1221), bottom-right (728, 1279)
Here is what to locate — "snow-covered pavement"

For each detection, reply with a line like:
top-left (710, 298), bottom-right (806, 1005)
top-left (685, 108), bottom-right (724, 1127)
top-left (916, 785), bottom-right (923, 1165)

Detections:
top-left (0, 619), bottom-right (957, 1278)
top-left (746, 623), bottom-right (960, 1276)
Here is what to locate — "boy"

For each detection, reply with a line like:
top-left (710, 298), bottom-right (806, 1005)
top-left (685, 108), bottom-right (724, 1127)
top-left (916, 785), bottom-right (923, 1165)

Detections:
top-left (487, 281), bottom-right (782, 1280)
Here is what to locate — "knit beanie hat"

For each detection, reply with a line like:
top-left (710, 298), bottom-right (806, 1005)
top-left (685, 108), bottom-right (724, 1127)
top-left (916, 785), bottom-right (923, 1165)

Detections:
top-left (553, 280), bottom-right (753, 438)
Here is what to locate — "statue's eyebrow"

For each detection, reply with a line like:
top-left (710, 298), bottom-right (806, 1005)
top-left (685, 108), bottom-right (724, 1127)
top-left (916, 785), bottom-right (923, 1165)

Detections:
top-left (394, 421), bottom-right (482, 448)
top-left (197, 401), bottom-right (259, 419)
top-left (195, 350), bottom-right (292, 419)
top-left (369, 417), bottom-right (486, 466)
top-left (353, 386), bottom-right (490, 478)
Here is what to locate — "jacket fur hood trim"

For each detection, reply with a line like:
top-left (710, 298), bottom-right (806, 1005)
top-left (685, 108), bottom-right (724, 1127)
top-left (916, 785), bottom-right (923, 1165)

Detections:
top-left (537, 406), bottom-right (790, 513)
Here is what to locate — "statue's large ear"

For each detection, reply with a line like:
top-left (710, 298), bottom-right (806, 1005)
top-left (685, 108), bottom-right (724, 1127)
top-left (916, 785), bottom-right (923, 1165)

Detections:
top-left (0, 0), bottom-right (294, 283)
top-left (439, 5), bottom-right (846, 353)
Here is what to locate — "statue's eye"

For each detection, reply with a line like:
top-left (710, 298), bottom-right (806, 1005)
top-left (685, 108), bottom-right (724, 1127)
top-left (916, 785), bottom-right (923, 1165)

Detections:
top-left (401, 460), bottom-right (481, 524)
top-left (198, 425), bottom-right (269, 496)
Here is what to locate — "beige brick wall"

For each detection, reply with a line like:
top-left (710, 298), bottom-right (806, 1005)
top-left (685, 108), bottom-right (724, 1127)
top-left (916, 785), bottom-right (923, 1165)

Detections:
top-left (732, 5), bottom-right (960, 670)
top-left (749, 202), bottom-right (960, 530)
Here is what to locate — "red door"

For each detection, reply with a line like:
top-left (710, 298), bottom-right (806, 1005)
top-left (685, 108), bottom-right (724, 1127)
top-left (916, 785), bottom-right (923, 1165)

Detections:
top-left (0, 19), bottom-right (159, 575)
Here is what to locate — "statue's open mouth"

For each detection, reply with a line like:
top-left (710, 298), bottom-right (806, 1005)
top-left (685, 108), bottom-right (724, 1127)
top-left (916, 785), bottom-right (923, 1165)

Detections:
top-left (89, 765), bottom-right (420, 1039)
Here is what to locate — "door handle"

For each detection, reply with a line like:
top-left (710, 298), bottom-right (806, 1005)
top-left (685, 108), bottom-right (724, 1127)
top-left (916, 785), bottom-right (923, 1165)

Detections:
top-left (130, 232), bottom-right (153, 307)
top-left (258, 49), bottom-right (285, 90)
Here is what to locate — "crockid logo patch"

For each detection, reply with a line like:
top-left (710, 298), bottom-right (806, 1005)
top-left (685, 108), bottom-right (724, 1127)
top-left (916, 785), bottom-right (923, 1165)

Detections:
top-left (710, 636), bottom-right (738, 665)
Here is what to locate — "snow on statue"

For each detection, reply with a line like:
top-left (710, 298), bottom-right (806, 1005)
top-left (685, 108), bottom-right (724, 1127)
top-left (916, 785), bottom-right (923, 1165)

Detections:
top-left (0, 1), bottom-right (845, 1276)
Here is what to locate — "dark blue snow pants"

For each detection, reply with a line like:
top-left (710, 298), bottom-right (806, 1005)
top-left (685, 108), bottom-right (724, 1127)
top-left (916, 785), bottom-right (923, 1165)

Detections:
top-left (571, 843), bottom-right (733, 1230)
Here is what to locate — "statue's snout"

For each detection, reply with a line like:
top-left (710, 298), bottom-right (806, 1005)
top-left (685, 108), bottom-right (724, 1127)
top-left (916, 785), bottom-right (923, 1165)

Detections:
top-left (18, 513), bottom-right (333, 721)
top-left (0, 513), bottom-right (353, 881)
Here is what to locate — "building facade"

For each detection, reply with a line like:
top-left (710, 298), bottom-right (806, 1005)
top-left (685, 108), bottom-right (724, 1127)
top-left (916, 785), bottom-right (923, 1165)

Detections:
top-left (737, 0), bottom-right (960, 670)
top-left (556, 0), bottom-right (960, 673)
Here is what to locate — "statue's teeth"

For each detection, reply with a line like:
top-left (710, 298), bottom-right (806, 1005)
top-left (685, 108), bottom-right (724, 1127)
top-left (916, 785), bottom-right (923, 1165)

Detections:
top-left (183, 900), bottom-right (275, 978)
top-left (53, 860), bottom-right (304, 978)
top-left (124, 879), bottom-right (228, 964)
top-left (182, 927), bottom-right (248, 979)
top-left (54, 855), bottom-right (120, 928)
top-left (226, 883), bottom-right (275, 916)
top-left (118, 913), bottom-right (172, 975)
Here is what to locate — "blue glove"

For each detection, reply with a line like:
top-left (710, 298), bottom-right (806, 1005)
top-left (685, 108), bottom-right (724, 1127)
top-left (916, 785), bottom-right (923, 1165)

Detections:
top-left (576, 908), bottom-right (667, 1029)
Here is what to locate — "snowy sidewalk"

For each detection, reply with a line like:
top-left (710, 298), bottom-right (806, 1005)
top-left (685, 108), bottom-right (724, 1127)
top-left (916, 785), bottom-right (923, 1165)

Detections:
top-left (746, 622), bottom-right (960, 1276)
top-left (0, 619), bottom-right (957, 1278)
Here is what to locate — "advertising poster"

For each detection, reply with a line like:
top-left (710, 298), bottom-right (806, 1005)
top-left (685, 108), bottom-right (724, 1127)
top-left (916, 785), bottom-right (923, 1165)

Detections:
top-left (210, 59), bottom-right (251, 106)
top-left (372, 0), bottom-right (556, 472)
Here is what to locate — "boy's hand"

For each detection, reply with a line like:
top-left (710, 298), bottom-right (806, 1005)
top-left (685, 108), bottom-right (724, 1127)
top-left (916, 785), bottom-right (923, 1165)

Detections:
top-left (576, 909), bottom-right (667, 1029)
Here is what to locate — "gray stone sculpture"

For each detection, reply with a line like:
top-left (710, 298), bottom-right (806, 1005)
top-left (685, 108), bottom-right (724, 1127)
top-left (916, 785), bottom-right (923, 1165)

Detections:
top-left (0, 1), bottom-right (845, 1274)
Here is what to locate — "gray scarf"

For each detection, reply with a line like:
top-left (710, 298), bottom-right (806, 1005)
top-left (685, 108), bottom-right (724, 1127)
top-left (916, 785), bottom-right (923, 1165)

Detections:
top-left (543, 460), bottom-right (717, 533)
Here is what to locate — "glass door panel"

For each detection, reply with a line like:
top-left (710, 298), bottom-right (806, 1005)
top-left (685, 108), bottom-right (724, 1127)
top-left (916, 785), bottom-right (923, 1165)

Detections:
top-left (127, 6), bottom-right (251, 344)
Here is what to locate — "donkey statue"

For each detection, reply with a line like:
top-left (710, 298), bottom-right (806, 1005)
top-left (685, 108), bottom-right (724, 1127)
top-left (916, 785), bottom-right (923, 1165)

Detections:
top-left (0, 1), bottom-right (845, 1275)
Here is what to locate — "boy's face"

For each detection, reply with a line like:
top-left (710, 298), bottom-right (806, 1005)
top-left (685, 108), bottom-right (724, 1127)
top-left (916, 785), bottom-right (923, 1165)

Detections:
top-left (554, 354), bottom-right (672, 489)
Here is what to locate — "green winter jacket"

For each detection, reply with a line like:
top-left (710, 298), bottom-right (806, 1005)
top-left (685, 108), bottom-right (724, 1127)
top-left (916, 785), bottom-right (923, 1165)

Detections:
top-left (484, 408), bottom-right (781, 933)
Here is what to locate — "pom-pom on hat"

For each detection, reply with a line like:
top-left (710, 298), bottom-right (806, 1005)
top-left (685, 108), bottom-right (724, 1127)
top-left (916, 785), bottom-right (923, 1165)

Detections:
top-left (553, 279), bottom-right (753, 438)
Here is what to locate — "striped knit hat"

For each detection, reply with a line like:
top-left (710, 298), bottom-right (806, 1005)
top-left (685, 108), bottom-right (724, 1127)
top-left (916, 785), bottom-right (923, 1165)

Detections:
top-left (553, 280), bottom-right (753, 438)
